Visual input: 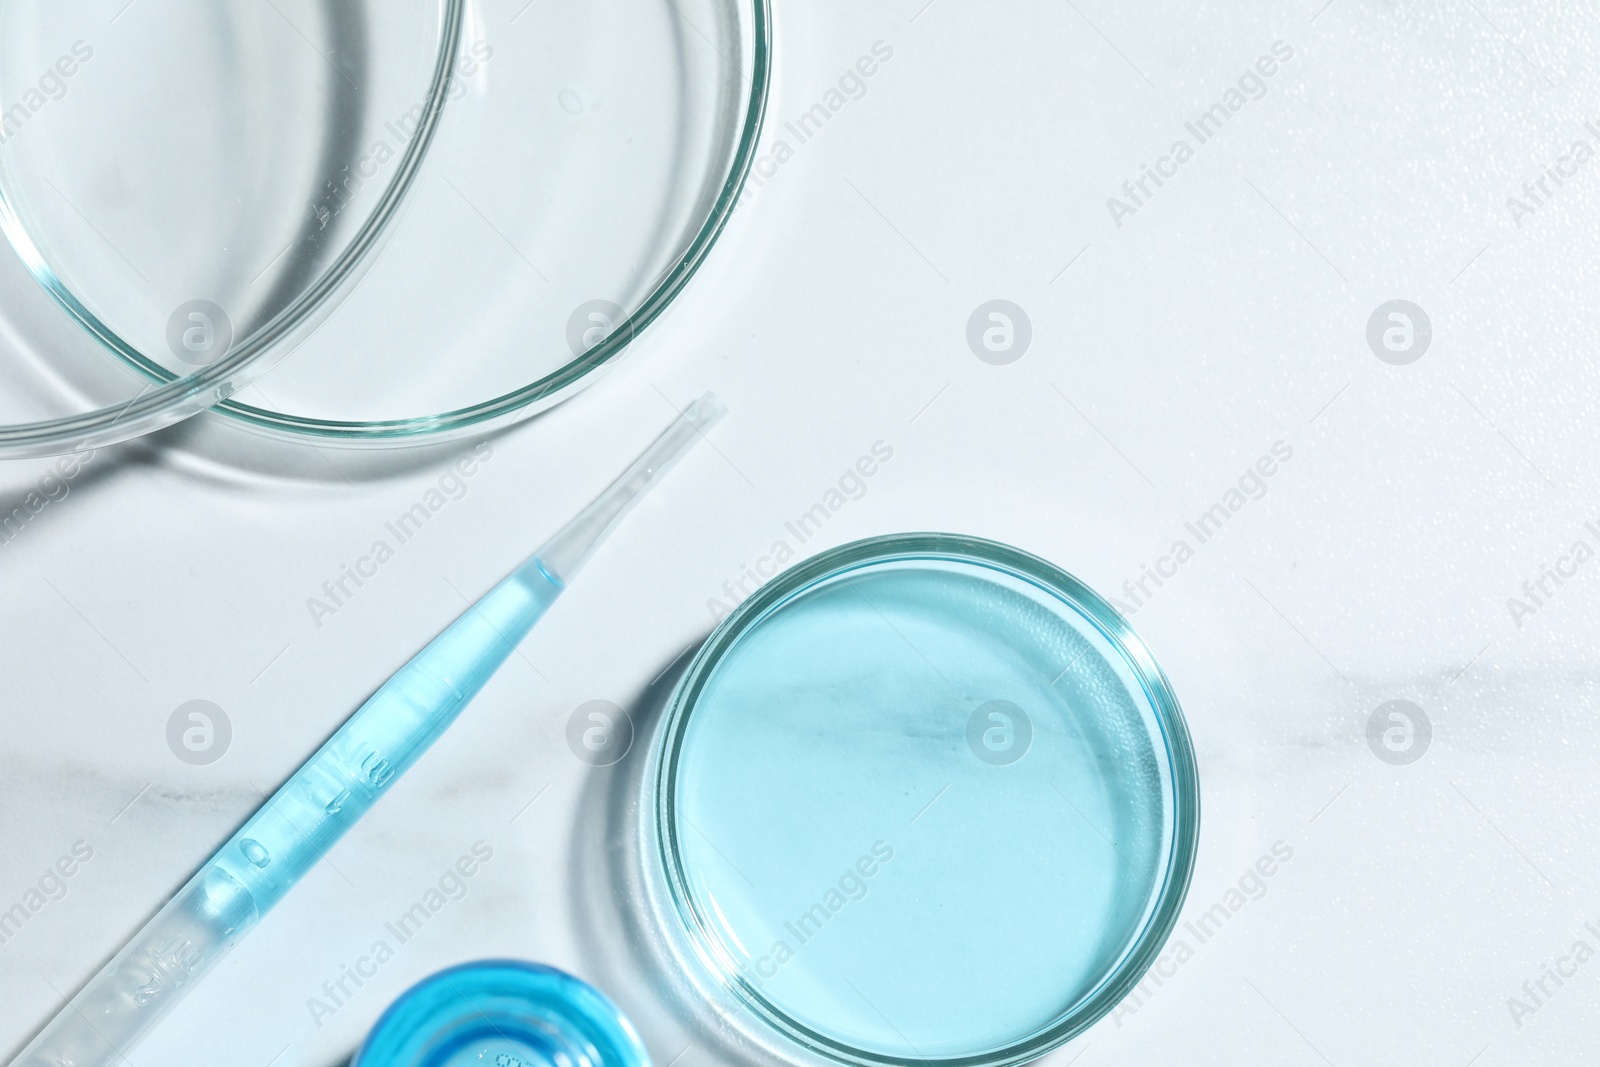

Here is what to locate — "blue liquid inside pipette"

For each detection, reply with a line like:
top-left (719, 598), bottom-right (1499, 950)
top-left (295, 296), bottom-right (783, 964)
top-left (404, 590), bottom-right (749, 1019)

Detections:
top-left (9, 393), bottom-right (725, 1067)
top-left (216, 556), bottom-right (564, 918)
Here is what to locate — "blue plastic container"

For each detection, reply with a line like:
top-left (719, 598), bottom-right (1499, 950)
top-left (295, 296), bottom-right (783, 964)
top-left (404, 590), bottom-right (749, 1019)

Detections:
top-left (352, 961), bottom-right (650, 1067)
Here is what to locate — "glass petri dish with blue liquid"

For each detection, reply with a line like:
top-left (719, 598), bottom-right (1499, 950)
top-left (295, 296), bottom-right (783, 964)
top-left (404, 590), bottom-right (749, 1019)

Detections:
top-left (649, 534), bottom-right (1199, 1067)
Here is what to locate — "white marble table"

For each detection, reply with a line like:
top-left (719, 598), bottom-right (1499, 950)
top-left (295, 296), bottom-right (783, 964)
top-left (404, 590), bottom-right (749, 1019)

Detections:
top-left (4, 2), bottom-right (1598, 1065)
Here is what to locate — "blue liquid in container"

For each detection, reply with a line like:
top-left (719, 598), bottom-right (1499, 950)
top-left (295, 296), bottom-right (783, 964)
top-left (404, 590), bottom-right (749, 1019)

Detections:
top-left (654, 535), bottom-right (1199, 1067)
top-left (353, 961), bottom-right (649, 1067)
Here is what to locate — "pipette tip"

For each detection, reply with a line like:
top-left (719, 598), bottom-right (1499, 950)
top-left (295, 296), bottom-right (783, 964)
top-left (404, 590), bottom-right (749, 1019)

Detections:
top-left (682, 391), bottom-right (728, 433)
top-left (532, 391), bottom-right (726, 584)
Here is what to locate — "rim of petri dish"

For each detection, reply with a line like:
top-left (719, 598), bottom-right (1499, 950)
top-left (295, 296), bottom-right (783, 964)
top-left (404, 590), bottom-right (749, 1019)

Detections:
top-left (103, 0), bottom-right (771, 446)
top-left (651, 533), bottom-right (1201, 1067)
top-left (0, 0), bottom-right (467, 459)
top-left (351, 960), bottom-right (650, 1067)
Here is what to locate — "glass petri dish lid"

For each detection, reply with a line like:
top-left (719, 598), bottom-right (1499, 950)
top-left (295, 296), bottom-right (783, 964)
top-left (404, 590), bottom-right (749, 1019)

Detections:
top-left (649, 534), bottom-right (1200, 1067)
top-left (0, 0), bottom-right (462, 458)
top-left (120, 0), bottom-right (769, 445)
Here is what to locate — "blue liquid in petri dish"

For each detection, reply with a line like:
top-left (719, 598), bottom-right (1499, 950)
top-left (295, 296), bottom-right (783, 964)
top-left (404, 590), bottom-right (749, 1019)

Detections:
top-left (352, 960), bottom-right (649, 1067)
top-left (656, 535), bottom-right (1198, 1066)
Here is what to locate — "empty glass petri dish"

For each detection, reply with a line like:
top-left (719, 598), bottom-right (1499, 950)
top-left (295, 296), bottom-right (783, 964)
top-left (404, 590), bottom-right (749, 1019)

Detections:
top-left (0, 0), bottom-right (463, 458)
top-left (648, 534), bottom-right (1200, 1067)
top-left (0, 0), bottom-right (768, 456)
top-left (200, 0), bottom-right (768, 444)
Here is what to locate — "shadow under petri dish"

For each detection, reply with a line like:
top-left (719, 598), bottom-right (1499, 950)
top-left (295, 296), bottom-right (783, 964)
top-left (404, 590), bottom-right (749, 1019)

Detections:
top-left (655, 535), bottom-right (1198, 1066)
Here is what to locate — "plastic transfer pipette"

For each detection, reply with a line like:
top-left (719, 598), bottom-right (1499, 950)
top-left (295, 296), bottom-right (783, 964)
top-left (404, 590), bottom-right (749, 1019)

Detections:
top-left (9, 393), bottom-right (726, 1067)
